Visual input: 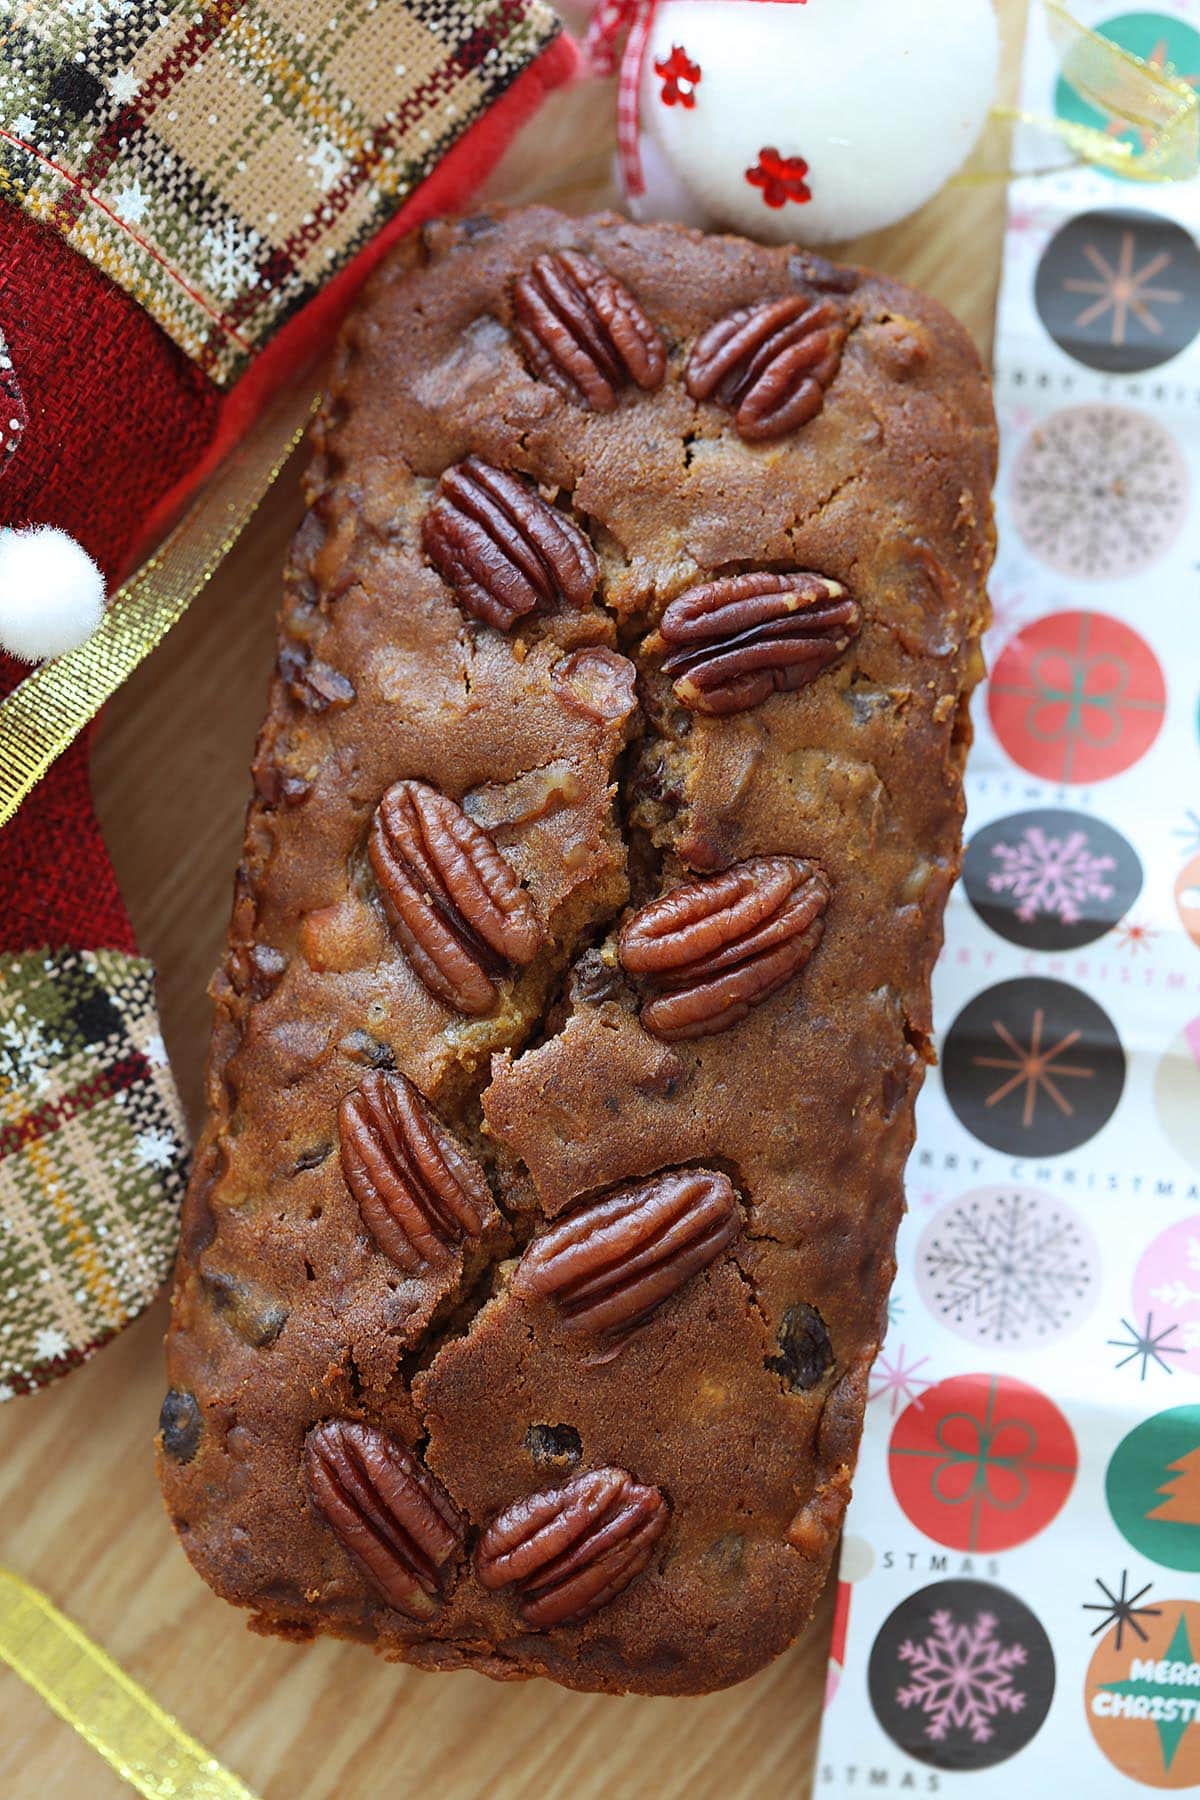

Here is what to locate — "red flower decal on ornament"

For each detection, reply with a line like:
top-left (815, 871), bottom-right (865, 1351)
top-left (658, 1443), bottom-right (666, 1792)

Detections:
top-left (655, 44), bottom-right (701, 108)
top-left (746, 147), bottom-right (812, 209)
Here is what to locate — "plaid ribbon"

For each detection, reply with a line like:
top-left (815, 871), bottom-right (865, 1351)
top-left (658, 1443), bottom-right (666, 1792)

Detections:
top-left (0, 948), bottom-right (188, 1399)
top-left (0, 0), bottom-right (564, 387)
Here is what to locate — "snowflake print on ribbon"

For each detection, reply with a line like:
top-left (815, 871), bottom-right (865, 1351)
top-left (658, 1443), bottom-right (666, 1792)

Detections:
top-left (869, 1580), bottom-right (1055, 1770)
top-left (916, 1186), bottom-right (1101, 1350)
top-left (889, 1372), bottom-right (1077, 1553)
top-left (963, 808), bottom-right (1142, 951)
top-left (988, 610), bottom-right (1166, 784)
top-left (1136, 1216), bottom-right (1200, 1380)
top-left (1011, 404), bottom-right (1189, 580)
top-left (655, 44), bottom-right (700, 107)
top-left (943, 978), bottom-right (1126, 1157)
top-left (0, 323), bottom-right (26, 476)
top-left (1035, 208), bottom-right (1200, 373)
top-left (0, 1015), bottom-right (65, 1100)
top-left (200, 217), bottom-right (264, 305)
top-left (746, 147), bottom-right (812, 209)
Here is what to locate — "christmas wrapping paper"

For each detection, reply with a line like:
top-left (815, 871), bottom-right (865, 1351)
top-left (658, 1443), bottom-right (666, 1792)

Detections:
top-left (816, 4), bottom-right (1200, 1792)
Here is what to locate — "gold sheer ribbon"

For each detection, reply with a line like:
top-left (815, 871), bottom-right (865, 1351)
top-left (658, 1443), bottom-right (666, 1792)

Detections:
top-left (0, 1568), bottom-right (258, 1799)
top-left (0, 383), bottom-right (317, 830)
top-left (967, 0), bottom-right (1200, 183)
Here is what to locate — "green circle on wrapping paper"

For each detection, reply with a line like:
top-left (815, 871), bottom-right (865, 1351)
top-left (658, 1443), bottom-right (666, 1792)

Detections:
top-left (1055, 13), bottom-right (1200, 180)
top-left (1107, 1406), bottom-right (1200, 1571)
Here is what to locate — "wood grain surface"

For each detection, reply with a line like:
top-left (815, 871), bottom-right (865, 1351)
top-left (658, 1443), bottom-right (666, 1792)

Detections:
top-left (0, 10), bottom-right (1024, 1795)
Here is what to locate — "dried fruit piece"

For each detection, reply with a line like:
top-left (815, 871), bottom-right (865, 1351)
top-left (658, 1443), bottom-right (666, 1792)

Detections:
top-left (513, 251), bottom-right (666, 410)
top-left (202, 1270), bottom-right (289, 1347)
top-left (306, 1421), bottom-right (464, 1618)
top-left (369, 780), bottom-right (543, 1015)
top-left (423, 458), bottom-right (598, 630)
top-left (685, 293), bottom-right (846, 441)
top-left (525, 1424), bottom-right (583, 1469)
top-left (339, 1070), bottom-right (494, 1273)
top-left (514, 1168), bottom-right (740, 1336)
top-left (620, 857), bottom-right (830, 1041)
top-left (475, 1466), bottom-right (667, 1627)
top-left (660, 572), bottom-right (860, 717)
top-left (159, 1390), bottom-right (202, 1464)
top-left (278, 642), bottom-right (356, 712)
top-left (766, 1302), bottom-right (834, 1392)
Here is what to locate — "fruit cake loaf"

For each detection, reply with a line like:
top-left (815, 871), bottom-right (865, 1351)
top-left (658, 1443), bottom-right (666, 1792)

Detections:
top-left (158, 206), bottom-right (996, 1696)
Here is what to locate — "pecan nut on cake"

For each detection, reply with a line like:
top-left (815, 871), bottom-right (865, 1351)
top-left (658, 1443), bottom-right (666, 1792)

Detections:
top-left (158, 207), bottom-right (997, 1696)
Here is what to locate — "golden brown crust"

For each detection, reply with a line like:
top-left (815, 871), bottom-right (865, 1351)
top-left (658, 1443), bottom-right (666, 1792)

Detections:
top-left (158, 207), bottom-right (996, 1696)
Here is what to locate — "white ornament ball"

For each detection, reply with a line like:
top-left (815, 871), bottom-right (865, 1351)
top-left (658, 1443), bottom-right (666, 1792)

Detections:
top-left (627, 0), bottom-right (999, 245)
top-left (0, 525), bottom-right (106, 663)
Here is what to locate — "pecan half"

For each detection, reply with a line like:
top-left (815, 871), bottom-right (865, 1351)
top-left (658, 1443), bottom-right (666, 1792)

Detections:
top-left (339, 1070), bottom-right (495, 1273)
top-left (369, 780), bottom-right (543, 1015)
top-left (513, 251), bottom-right (666, 410)
top-left (619, 857), bottom-right (830, 1040)
top-left (475, 1466), bottom-right (668, 1628)
top-left (423, 457), bottom-right (597, 631)
top-left (513, 1168), bottom-right (740, 1337)
top-left (305, 1420), bottom-right (465, 1618)
top-left (685, 294), bottom-right (846, 441)
top-left (660, 572), bottom-right (860, 717)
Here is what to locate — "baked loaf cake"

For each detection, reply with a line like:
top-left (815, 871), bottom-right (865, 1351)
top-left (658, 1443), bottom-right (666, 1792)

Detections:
top-left (159, 207), bottom-right (996, 1696)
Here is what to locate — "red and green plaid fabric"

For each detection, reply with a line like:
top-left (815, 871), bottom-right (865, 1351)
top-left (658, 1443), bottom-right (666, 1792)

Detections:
top-left (0, 949), bottom-right (188, 1397)
top-left (0, 0), bottom-right (565, 386)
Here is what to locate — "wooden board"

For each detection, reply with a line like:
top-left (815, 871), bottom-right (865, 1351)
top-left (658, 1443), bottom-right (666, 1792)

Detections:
top-left (0, 10), bottom-right (1024, 1794)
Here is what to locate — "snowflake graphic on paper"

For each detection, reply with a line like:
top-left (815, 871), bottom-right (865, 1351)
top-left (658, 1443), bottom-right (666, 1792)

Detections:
top-left (1083, 1571), bottom-right (1160, 1651)
top-left (1011, 405), bottom-right (1188, 580)
top-left (1108, 1311), bottom-right (1185, 1379)
top-left (919, 1190), bottom-right (1097, 1348)
top-left (1062, 229), bottom-right (1183, 346)
top-left (987, 826), bottom-right (1116, 926)
top-left (1174, 809), bottom-right (1200, 855)
top-left (896, 1608), bottom-right (1028, 1744)
top-left (869, 1343), bottom-right (932, 1416)
top-left (1115, 916), bottom-right (1159, 956)
top-left (1151, 1235), bottom-right (1200, 1351)
top-left (0, 1016), bottom-right (64, 1099)
top-left (200, 219), bottom-right (263, 302)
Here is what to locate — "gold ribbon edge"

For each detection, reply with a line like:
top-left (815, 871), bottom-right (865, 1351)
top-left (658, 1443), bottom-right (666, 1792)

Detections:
top-left (963, 0), bottom-right (1200, 184)
top-left (0, 1566), bottom-right (259, 1800)
top-left (0, 383), bottom-right (318, 832)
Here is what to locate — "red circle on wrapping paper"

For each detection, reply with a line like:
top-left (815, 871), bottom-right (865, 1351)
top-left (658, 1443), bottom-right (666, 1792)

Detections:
top-left (888, 1372), bottom-right (1077, 1552)
top-left (987, 610), bottom-right (1165, 783)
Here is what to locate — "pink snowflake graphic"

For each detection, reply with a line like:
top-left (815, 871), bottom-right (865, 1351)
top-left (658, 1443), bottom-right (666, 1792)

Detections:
top-left (987, 826), bottom-right (1116, 926)
top-left (896, 1608), bottom-right (1028, 1743)
top-left (869, 1343), bottom-right (932, 1417)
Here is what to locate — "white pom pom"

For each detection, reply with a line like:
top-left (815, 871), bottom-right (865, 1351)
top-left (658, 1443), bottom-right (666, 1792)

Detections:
top-left (0, 525), bottom-right (106, 663)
